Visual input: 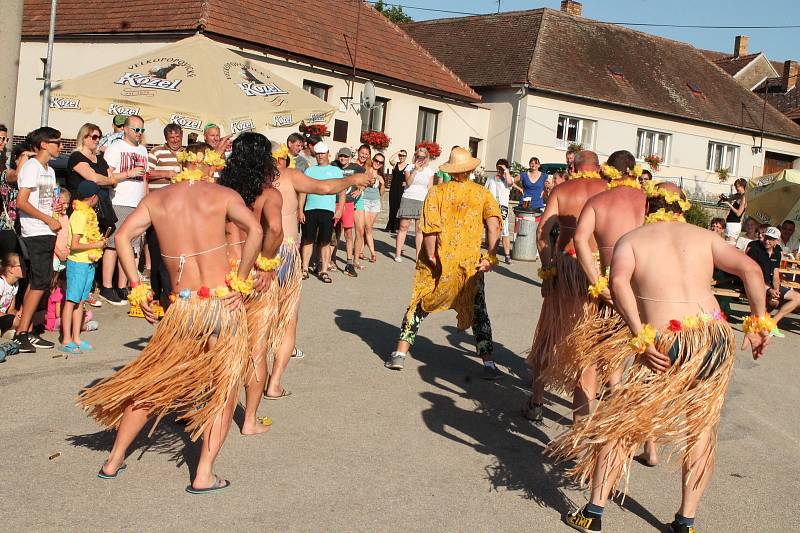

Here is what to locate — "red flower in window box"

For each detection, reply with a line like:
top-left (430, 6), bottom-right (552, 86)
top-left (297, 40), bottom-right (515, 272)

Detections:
top-left (416, 140), bottom-right (441, 159)
top-left (360, 130), bottom-right (391, 150)
top-left (668, 320), bottom-right (683, 332)
top-left (566, 248), bottom-right (577, 256)
top-left (301, 123), bottom-right (330, 137)
top-left (197, 286), bottom-right (211, 299)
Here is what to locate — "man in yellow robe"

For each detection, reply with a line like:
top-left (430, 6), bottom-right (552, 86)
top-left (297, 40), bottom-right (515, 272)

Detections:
top-left (385, 147), bottom-right (502, 379)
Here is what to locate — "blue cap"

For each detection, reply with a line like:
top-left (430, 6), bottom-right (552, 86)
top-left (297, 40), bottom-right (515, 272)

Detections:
top-left (76, 180), bottom-right (101, 200)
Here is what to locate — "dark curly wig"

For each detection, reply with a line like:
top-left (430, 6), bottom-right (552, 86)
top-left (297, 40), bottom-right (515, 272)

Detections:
top-left (218, 132), bottom-right (278, 207)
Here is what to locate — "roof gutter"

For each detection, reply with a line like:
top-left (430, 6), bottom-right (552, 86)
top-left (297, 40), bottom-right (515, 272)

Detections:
top-left (529, 86), bottom-right (800, 144)
top-left (509, 84), bottom-right (529, 162)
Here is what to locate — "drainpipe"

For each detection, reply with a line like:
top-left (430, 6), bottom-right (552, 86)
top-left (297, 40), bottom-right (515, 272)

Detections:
top-left (508, 83), bottom-right (528, 163)
top-left (1, 1), bottom-right (24, 136)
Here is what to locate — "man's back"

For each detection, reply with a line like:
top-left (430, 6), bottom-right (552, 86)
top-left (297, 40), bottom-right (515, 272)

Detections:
top-left (552, 178), bottom-right (608, 250)
top-left (586, 187), bottom-right (646, 267)
top-left (144, 181), bottom-right (235, 290)
top-left (275, 167), bottom-right (301, 240)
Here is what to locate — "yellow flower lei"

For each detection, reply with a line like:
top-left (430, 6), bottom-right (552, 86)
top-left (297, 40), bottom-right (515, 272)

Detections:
top-left (176, 148), bottom-right (226, 169)
top-left (742, 314), bottom-right (778, 335)
top-left (600, 164), bottom-right (621, 180)
top-left (170, 168), bottom-right (208, 184)
top-left (255, 254), bottom-right (282, 272)
top-left (226, 268), bottom-right (254, 296)
top-left (538, 265), bottom-right (557, 280)
top-left (588, 275), bottom-right (608, 297)
top-left (271, 143), bottom-right (290, 160)
top-left (127, 283), bottom-right (153, 306)
top-left (607, 178), bottom-right (642, 190)
top-left (480, 252), bottom-right (499, 267)
top-left (72, 200), bottom-right (103, 262)
top-left (628, 323), bottom-right (656, 354)
top-left (573, 171), bottom-right (602, 180)
top-left (644, 181), bottom-right (692, 211)
top-left (645, 209), bottom-right (686, 224)
top-left (631, 164), bottom-right (643, 178)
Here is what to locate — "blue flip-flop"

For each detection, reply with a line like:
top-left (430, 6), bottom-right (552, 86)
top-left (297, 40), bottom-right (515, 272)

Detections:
top-left (185, 475), bottom-right (231, 494)
top-left (97, 462), bottom-right (127, 479)
top-left (78, 340), bottom-right (94, 351)
top-left (58, 342), bottom-right (82, 354)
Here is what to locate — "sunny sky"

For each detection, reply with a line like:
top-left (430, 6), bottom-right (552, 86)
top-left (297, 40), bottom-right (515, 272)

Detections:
top-left (387, 0), bottom-right (800, 62)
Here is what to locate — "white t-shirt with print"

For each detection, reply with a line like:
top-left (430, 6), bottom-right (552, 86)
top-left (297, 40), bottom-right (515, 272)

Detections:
top-left (105, 140), bottom-right (149, 207)
top-left (0, 276), bottom-right (18, 314)
top-left (17, 158), bottom-right (57, 237)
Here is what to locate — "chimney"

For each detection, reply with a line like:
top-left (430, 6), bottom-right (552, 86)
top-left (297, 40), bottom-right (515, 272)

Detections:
top-left (733, 35), bottom-right (749, 58)
top-left (784, 60), bottom-right (799, 91)
top-left (560, 1), bottom-right (583, 17)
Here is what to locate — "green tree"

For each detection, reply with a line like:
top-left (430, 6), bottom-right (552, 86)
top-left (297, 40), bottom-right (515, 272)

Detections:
top-left (374, 0), bottom-right (413, 24)
top-left (685, 203), bottom-right (711, 229)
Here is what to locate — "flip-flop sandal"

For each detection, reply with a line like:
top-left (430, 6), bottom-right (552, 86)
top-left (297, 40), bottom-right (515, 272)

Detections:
top-left (97, 462), bottom-right (127, 479)
top-left (257, 416), bottom-right (273, 426)
top-left (59, 342), bottom-right (83, 355)
top-left (319, 273), bottom-right (332, 283)
top-left (78, 340), bottom-right (94, 351)
top-left (302, 270), bottom-right (309, 280)
top-left (291, 347), bottom-right (305, 359)
top-left (328, 264), bottom-right (337, 272)
top-left (185, 475), bottom-right (231, 494)
top-left (264, 389), bottom-right (292, 400)
top-left (369, 256), bottom-right (377, 263)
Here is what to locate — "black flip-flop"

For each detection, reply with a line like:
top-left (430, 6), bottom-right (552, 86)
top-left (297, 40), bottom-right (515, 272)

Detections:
top-left (302, 270), bottom-right (309, 280)
top-left (319, 272), bottom-right (332, 283)
top-left (185, 475), bottom-right (231, 494)
top-left (97, 462), bottom-right (127, 479)
top-left (264, 389), bottom-right (292, 400)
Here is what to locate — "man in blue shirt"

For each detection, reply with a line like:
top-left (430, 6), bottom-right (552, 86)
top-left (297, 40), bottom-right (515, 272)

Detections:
top-left (299, 142), bottom-right (344, 283)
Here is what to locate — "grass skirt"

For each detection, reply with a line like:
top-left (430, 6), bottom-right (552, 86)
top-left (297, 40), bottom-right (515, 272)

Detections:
top-left (77, 296), bottom-right (249, 442)
top-left (542, 300), bottom-right (632, 395)
top-left (547, 319), bottom-right (735, 494)
top-left (527, 253), bottom-right (589, 369)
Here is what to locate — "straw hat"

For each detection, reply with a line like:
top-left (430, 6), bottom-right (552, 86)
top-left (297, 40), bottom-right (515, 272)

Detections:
top-left (439, 147), bottom-right (481, 174)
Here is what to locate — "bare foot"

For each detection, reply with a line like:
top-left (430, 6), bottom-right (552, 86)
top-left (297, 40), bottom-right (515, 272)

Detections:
top-left (240, 418), bottom-right (271, 436)
top-left (633, 452), bottom-right (659, 467)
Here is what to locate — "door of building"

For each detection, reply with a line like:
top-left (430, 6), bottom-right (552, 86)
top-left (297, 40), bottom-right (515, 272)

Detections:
top-left (764, 151), bottom-right (797, 174)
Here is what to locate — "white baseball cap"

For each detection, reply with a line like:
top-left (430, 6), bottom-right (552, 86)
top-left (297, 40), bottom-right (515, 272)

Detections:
top-left (313, 142), bottom-right (330, 154)
top-left (764, 227), bottom-right (781, 240)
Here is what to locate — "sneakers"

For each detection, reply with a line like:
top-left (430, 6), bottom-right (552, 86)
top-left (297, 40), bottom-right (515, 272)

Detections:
top-left (344, 263), bottom-right (358, 277)
top-left (521, 397), bottom-right (544, 423)
top-left (481, 363), bottom-right (504, 380)
top-left (87, 293), bottom-right (103, 307)
top-left (385, 351), bottom-right (406, 370)
top-left (504, 255), bottom-right (512, 264)
top-left (667, 518), bottom-right (695, 533)
top-left (394, 256), bottom-right (403, 263)
top-left (98, 287), bottom-right (125, 306)
top-left (116, 287), bottom-right (130, 301)
top-left (29, 334), bottom-right (55, 349)
top-left (13, 332), bottom-right (38, 353)
top-left (566, 507), bottom-right (602, 532)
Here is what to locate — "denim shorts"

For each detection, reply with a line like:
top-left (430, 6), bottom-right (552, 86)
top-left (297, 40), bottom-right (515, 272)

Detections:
top-left (362, 198), bottom-right (381, 213)
top-left (66, 260), bottom-right (96, 303)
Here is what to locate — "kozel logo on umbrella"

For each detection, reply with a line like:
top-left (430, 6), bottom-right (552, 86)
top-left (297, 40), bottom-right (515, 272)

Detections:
top-left (50, 96), bottom-right (81, 110)
top-left (108, 103), bottom-right (140, 116)
top-left (169, 114), bottom-right (203, 131)
top-left (223, 62), bottom-right (288, 98)
top-left (231, 119), bottom-right (256, 134)
top-left (272, 115), bottom-right (294, 127)
top-left (114, 58), bottom-right (196, 92)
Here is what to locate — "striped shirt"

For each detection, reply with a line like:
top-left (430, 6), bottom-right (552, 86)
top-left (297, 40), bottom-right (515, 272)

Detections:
top-left (147, 145), bottom-right (181, 191)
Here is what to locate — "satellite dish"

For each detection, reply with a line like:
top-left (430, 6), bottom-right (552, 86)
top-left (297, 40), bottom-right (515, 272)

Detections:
top-left (360, 80), bottom-right (377, 109)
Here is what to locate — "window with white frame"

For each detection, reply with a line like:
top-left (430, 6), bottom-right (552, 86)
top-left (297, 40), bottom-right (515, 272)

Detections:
top-left (302, 80), bottom-right (330, 101)
top-left (636, 129), bottom-right (671, 163)
top-left (361, 97), bottom-right (389, 132)
top-left (707, 141), bottom-right (738, 173)
top-left (416, 107), bottom-right (439, 143)
top-left (555, 115), bottom-right (596, 149)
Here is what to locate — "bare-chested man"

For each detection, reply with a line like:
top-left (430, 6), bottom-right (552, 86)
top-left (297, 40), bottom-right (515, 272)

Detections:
top-left (523, 150), bottom-right (606, 423)
top-left (551, 188), bottom-right (770, 533)
top-left (78, 144), bottom-right (263, 493)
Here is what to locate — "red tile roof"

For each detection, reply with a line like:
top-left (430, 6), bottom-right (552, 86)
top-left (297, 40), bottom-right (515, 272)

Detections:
top-left (22, 0), bottom-right (479, 102)
top-left (405, 8), bottom-right (800, 141)
top-left (712, 53), bottom-right (761, 77)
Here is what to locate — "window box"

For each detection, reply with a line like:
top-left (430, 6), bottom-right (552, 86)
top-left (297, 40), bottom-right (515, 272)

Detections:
top-left (707, 141), bottom-right (738, 174)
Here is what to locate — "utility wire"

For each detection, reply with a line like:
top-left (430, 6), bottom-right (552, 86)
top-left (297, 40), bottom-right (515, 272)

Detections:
top-left (367, 1), bottom-right (800, 29)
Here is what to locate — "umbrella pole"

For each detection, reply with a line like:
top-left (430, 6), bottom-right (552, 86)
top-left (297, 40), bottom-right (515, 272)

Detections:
top-left (40, 0), bottom-right (57, 127)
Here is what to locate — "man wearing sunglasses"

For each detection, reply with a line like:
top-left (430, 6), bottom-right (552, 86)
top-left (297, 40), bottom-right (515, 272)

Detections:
top-left (14, 127), bottom-right (64, 352)
top-left (100, 115), bottom-right (149, 305)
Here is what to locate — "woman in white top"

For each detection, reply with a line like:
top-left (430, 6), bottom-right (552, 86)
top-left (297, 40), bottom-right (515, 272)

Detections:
top-left (485, 158), bottom-right (523, 263)
top-left (394, 148), bottom-right (434, 262)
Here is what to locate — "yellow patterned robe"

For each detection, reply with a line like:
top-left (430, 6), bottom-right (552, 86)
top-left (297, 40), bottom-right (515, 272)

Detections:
top-left (405, 178), bottom-right (502, 329)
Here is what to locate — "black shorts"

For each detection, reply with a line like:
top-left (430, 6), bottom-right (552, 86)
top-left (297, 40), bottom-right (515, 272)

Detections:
top-left (19, 234), bottom-right (56, 290)
top-left (302, 209), bottom-right (334, 245)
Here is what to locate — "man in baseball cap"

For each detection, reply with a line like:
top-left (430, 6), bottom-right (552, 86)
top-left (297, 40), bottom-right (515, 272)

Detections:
top-left (313, 142), bottom-right (330, 154)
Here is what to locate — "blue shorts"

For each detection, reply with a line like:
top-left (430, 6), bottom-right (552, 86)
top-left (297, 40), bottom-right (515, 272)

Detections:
top-left (66, 260), bottom-right (95, 303)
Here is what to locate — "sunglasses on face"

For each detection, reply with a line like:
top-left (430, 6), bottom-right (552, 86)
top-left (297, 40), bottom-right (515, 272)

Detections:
top-left (88, 134), bottom-right (101, 141)
top-left (129, 127), bottom-right (145, 134)
top-left (399, 154), bottom-right (407, 158)
top-left (373, 159), bottom-right (384, 164)
top-left (0, 137), bottom-right (7, 142)
top-left (46, 139), bottom-right (62, 146)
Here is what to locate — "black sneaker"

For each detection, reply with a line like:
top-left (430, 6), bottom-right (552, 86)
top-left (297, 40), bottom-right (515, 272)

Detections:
top-left (566, 507), bottom-right (602, 532)
top-left (344, 263), bottom-right (358, 277)
top-left (480, 363), bottom-right (504, 380)
top-left (667, 518), bottom-right (695, 533)
top-left (29, 334), bottom-right (55, 349)
top-left (116, 287), bottom-right (130, 301)
top-left (13, 332), bottom-right (36, 354)
top-left (98, 287), bottom-right (125, 306)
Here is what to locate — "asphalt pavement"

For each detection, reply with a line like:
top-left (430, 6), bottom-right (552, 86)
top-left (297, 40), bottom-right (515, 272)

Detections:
top-left (1, 230), bottom-right (797, 532)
